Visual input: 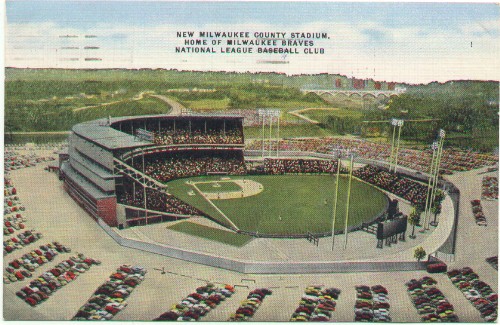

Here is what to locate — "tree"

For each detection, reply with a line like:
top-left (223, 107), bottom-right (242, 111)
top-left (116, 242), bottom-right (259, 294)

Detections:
top-left (414, 246), bottom-right (427, 263)
top-left (408, 208), bottom-right (420, 239)
top-left (430, 204), bottom-right (442, 226)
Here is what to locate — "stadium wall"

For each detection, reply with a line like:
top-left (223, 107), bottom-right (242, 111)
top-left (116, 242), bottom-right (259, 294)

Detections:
top-left (97, 218), bottom-right (428, 274)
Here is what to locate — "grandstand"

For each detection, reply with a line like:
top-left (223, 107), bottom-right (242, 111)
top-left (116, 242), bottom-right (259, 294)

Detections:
top-left (61, 114), bottom-right (245, 228)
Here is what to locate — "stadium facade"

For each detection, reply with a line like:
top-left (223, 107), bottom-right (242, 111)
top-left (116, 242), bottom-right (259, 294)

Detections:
top-left (60, 114), bottom-right (245, 228)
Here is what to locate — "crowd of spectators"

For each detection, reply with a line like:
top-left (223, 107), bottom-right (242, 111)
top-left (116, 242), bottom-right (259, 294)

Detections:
top-left (482, 176), bottom-right (498, 201)
top-left (353, 166), bottom-right (429, 207)
top-left (246, 138), bottom-right (497, 175)
top-left (153, 128), bottom-right (243, 145)
top-left (290, 285), bottom-right (341, 321)
top-left (133, 153), bottom-right (246, 183)
top-left (154, 283), bottom-right (235, 321)
top-left (118, 178), bottom-right (203, 217)
top-left (406, 276), bottom-right (459, 322)
top-left (263, 159), bottom-right (338, 175)
top-left (73, 265), bottom-right (146, 320)
top-left (355, 285), bottom-right (391, 322)
top-left (16, 253), bottom-right (100, 307)
top-left (447, 267), bottom-right (497, 322)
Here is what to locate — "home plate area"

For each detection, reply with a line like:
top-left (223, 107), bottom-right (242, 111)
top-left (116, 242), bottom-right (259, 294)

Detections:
top-left (192, 178), bottom-right (264, 200)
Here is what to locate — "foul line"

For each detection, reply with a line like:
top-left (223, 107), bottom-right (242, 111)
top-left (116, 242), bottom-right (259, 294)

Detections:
top-left (189, 183), bottom-right (240, 231)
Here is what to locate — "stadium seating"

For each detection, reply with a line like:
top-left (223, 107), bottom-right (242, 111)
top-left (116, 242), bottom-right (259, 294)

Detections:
top-left (354, 166), bottom-right (432, 207)
top-left (153, 128), bottom-right (243, 145)
top-left (117, 176), bottom-right (204, 217)
top-left (262, 158), bottom-right (338, 175)
top-left (132, 152), bottom-right (246, 183)
top-left (246, 138), bottom-right (497, 175)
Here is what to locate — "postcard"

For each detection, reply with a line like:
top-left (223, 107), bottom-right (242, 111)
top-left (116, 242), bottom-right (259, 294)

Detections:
top-left (3, 1), bottom-right (499, 322)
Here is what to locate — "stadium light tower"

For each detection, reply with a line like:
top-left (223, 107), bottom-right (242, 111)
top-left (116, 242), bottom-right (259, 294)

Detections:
top-left (344, 154), bottom-right (355, 250)
top-left (268, 109), bottom-right (280, 157)
top-left (388, 118), bottom-right (398, 171)
top-left (428, 129), bottom-right (446, 227)
top-left (331, 156), bottom-right (341, 251)
top-left (258, 109), bottom-right (266, 159)
top-left (422, 141), bottom-right (439, 231)
top-left (393, 119), bottom-right (404, 173)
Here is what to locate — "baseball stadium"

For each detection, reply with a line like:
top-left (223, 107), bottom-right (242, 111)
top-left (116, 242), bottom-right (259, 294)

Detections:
top-left (3, 3), bottom-right (499, 318)
top-left (5, 95), bottom-right (499, 323)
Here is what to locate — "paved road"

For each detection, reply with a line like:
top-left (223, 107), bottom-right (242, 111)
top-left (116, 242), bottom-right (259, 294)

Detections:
top-left (149, 94), bottom-right (187, 116)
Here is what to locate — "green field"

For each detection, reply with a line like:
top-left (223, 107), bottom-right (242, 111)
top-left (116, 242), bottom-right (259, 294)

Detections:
top-left (167, 175), bottom-right (388, 235)
top-left (303, 108), bottom-right (364, 123)
top-left (168, 221), bottom-right (253, 247)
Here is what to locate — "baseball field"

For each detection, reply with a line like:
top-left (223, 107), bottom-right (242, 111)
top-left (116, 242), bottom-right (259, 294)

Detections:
top-left (167, 174), bottom-right (388, 235)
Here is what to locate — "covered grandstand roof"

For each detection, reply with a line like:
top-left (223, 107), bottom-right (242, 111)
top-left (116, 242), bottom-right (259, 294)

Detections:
top-left (72, 114), bottom-right (244, 151)
top-left (72, 119), bottom-right (153, 151)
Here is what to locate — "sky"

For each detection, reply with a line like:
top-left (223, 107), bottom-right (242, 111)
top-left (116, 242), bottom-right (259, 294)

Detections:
top-left (4, 1), bottom-right (500, 83)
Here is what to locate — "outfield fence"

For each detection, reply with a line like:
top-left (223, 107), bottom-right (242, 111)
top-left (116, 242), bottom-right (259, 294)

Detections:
top-left (97, 218), bottom-right (428, 274)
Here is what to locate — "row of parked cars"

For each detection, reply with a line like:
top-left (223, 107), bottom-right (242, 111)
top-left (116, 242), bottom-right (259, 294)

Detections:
top-left (482, 176), bottom-right (498, 200)
top-left (471, 200), bottom-right (488, 226)
top-left (4, 180), bottom-right (26, 215)
top-left (73, 265), bottom-right (146, 321)
top-left (4, 230), bottom-right (42, 255)
top-left (354, 285), bottom-right (391, 322)
top-left (229, 288), bottom-right (273, 321)
top-left (16, 253), bottom-right (101, 306)
top-left (447, 267), bottom-right (497, 322)
top-left (290, 285), bottom-right (341, 321)
top-left (4, 150), bottom-right (56, 172)
top-left (4, 241), bottom-right (71, 283)
top-left (155, 283), bottom-right (235, 321)
top-left (4, 213), bottom-right (27, 236)
top-left (406, 276), bottom-right (459, 322)
top-left (486, 256), bottom-right (498, 270)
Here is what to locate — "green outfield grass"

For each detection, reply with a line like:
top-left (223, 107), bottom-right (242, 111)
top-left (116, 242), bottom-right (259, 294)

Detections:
top-left (168, 221), bottom-right (253, 247)
top-left (167, 175), bottom-right (388, 235)
top-left (195, 181), bottom-right (242, 193)
top-left (303, 108), bottom-right (363, 123)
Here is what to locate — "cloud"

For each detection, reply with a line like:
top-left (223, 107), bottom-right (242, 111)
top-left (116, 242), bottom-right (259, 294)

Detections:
top-left (5, 19), bottom-right (500, 83)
